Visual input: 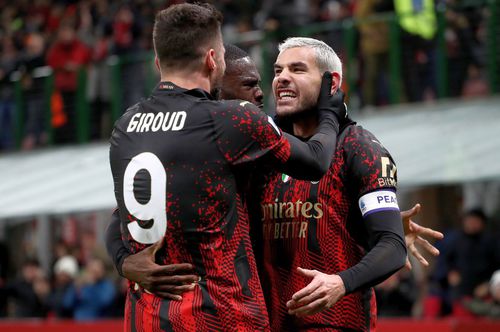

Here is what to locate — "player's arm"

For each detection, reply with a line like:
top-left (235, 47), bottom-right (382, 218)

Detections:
top-left (287, 134), bottom-right (407, 317)
top-left (286, 201), bottom-right (407, 317)
top-left (338, 195), bottom-right (407, 293)
top-left (332, 136), bottom-right (407, 295)
top-left (105, 209), bottom-right (130, 277)
top-left (105, 209), bottom-right (199, 300)
top-left (212, 72), bottom-right (345, 181)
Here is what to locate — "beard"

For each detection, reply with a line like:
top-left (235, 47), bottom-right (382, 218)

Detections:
top-left (274, 105), bottom-right (318, 134)
top-left (276, 104), bottom-right (317, 122)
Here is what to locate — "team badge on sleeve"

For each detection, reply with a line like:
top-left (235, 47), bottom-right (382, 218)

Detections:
top-left (359, 190), bottom-right (399, 217)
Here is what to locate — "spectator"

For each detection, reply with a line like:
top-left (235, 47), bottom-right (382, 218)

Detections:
top-left (62, 257), bottom-right (116, 320)
top-left (394, 0), bottom-right (438, 102)
top-left (464, 270), bottom-right (500, 318)
top-left (78, 230), bottom-right (108, 266)
top-left (107, 278), bottom-right (128, 318)
top-left (19, 33), bottom-right (48, 150)
top-left (423, 229), bottom-right (458, 317)
top-left (53, 239), bottom-right (72, 264)
top-left (445, 208), bottom-right (500, 317)
top-left (0, 35), bottom-right (18, 150)
top-left (461, 64), bottom-right (489, 98)
top-left (46, 22), bottom-right (90, 144)
top-left (0, 258), bottom-right (50, 318)
top-left (48, 255), bottom-right (79, 318)
top-left (355, 0), bottom-right (392, 107)
top-left (112, 4), bottom-right (146, 111)
top-left (376, 268), bottom-right (418, 317)
top-left (0, 241), bottom-right (9, 317)
top-left (256, 0), bottom-right (314, 33)
top-left (87, 23), bottom-right (113, 140)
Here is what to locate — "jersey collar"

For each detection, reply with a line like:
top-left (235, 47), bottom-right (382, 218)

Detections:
top-left (155, 81), bottom-right (216, 100)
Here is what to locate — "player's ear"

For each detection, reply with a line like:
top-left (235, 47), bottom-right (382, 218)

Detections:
top-left (205, 49), bottom-right (216, 71)
top-left (154, 56), bottom-right (161, 73)
top-left (331, 71), bottom-right (341, 94)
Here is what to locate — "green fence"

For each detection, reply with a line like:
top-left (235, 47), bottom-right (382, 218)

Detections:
top-left (8, 2), bottom-right (500, 149)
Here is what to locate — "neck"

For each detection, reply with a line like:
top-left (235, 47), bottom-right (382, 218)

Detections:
top-left (292, 114), bottom-right (318, 138)
top-left (160, 70), bottom-right (211, 94)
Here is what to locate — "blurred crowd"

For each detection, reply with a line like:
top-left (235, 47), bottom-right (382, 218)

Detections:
top-left (0, 0), bottom-right (158, 150)
top-left (0, 0), bottom-right (495, 152)
top-left (1, 208), bottom-right (499, 321)
top-left (375, 208), bottom-right (500, 319)
top-left (0, 226), bottom-right (125, 320)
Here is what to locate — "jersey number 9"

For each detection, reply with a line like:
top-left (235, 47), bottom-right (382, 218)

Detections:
top-left (123, 152), bottom-right (167, 244)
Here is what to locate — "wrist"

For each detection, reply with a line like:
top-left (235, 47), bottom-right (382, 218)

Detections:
top-left (118, 252), bottom-right (132, 278)
top-left (333, 274), bottom-right (346, 296)
top-left (337, 270), bottom-right (352, 295)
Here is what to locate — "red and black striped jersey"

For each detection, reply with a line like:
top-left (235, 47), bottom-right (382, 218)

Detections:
top-left (254, 124), bottom-right (398, 332)
top-left (109, 82), bottom-right (294, 331)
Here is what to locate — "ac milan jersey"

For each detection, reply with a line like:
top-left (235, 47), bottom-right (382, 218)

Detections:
top-left (255, 124), bottom-right (398, 332)
top-left (109, 82), bottom-right (293, 331)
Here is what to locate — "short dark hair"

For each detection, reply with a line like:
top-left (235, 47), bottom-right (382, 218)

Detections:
top-left (153, 3), bottom-right (223, 70)
top-left (224, 43), bottom-right (249, 63)
top-left (464, 208), bottom-right (488, 223)
top-left (23, 257), bottom-right (40, 267)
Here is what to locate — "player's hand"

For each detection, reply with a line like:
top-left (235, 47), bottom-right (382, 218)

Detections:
top-left (286, 267), bottom-right (345, 317)
top-left (122, 239), bottom-right (199, 300)
top-left (402, 203), bottom-right (444, 269)
top-left (317, 72), bottom-right (347, 122)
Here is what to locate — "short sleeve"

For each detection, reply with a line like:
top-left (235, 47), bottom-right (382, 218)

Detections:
top-left (210, 100), bottom-right (291, 165)
top-left (345, 127), bottom-right (398, 198)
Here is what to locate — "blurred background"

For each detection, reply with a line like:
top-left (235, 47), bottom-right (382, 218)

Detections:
top-left (0, 0), bottom-right (499, 331)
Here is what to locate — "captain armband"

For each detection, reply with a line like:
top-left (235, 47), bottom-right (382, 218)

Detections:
top-left (358, 189), bottom-right (399, 217)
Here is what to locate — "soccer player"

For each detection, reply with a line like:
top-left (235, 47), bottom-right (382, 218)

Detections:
top-left (218, 43), bottom-right (264, 109)
top-left (109, 4), bottom-right (346, 332)
top-left (258, 37), bottom-right (406, 331)
top-left (105, 43), bottom-right (267, 300)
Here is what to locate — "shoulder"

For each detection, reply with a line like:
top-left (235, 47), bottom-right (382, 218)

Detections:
top-left (343, 124), bottom-right (398, 191)
top-left (210, 99), bottom-right (262, 115)
top-left (210, 99), bottom-right (277, 130)
top-left (115, 102), bottom-right (142, 126)
top-left (342, 124), bottom-right (393, 160)
top-left (114, 102), bottom-right (140, 124)
top-left (343, 125), bottom-right (385, 148)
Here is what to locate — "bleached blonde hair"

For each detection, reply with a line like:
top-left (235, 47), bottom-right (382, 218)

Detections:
top-left (279, 37), bottom-right (343, 85)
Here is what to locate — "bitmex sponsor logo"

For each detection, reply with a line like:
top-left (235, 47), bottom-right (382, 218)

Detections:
top-left (378, 177), bottom-right (397, 187)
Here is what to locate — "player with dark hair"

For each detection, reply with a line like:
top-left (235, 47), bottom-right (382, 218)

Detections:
top-left (109, 3), bottom-right (346, 331)
top-left (219, 44), bottom-right (264, 108)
